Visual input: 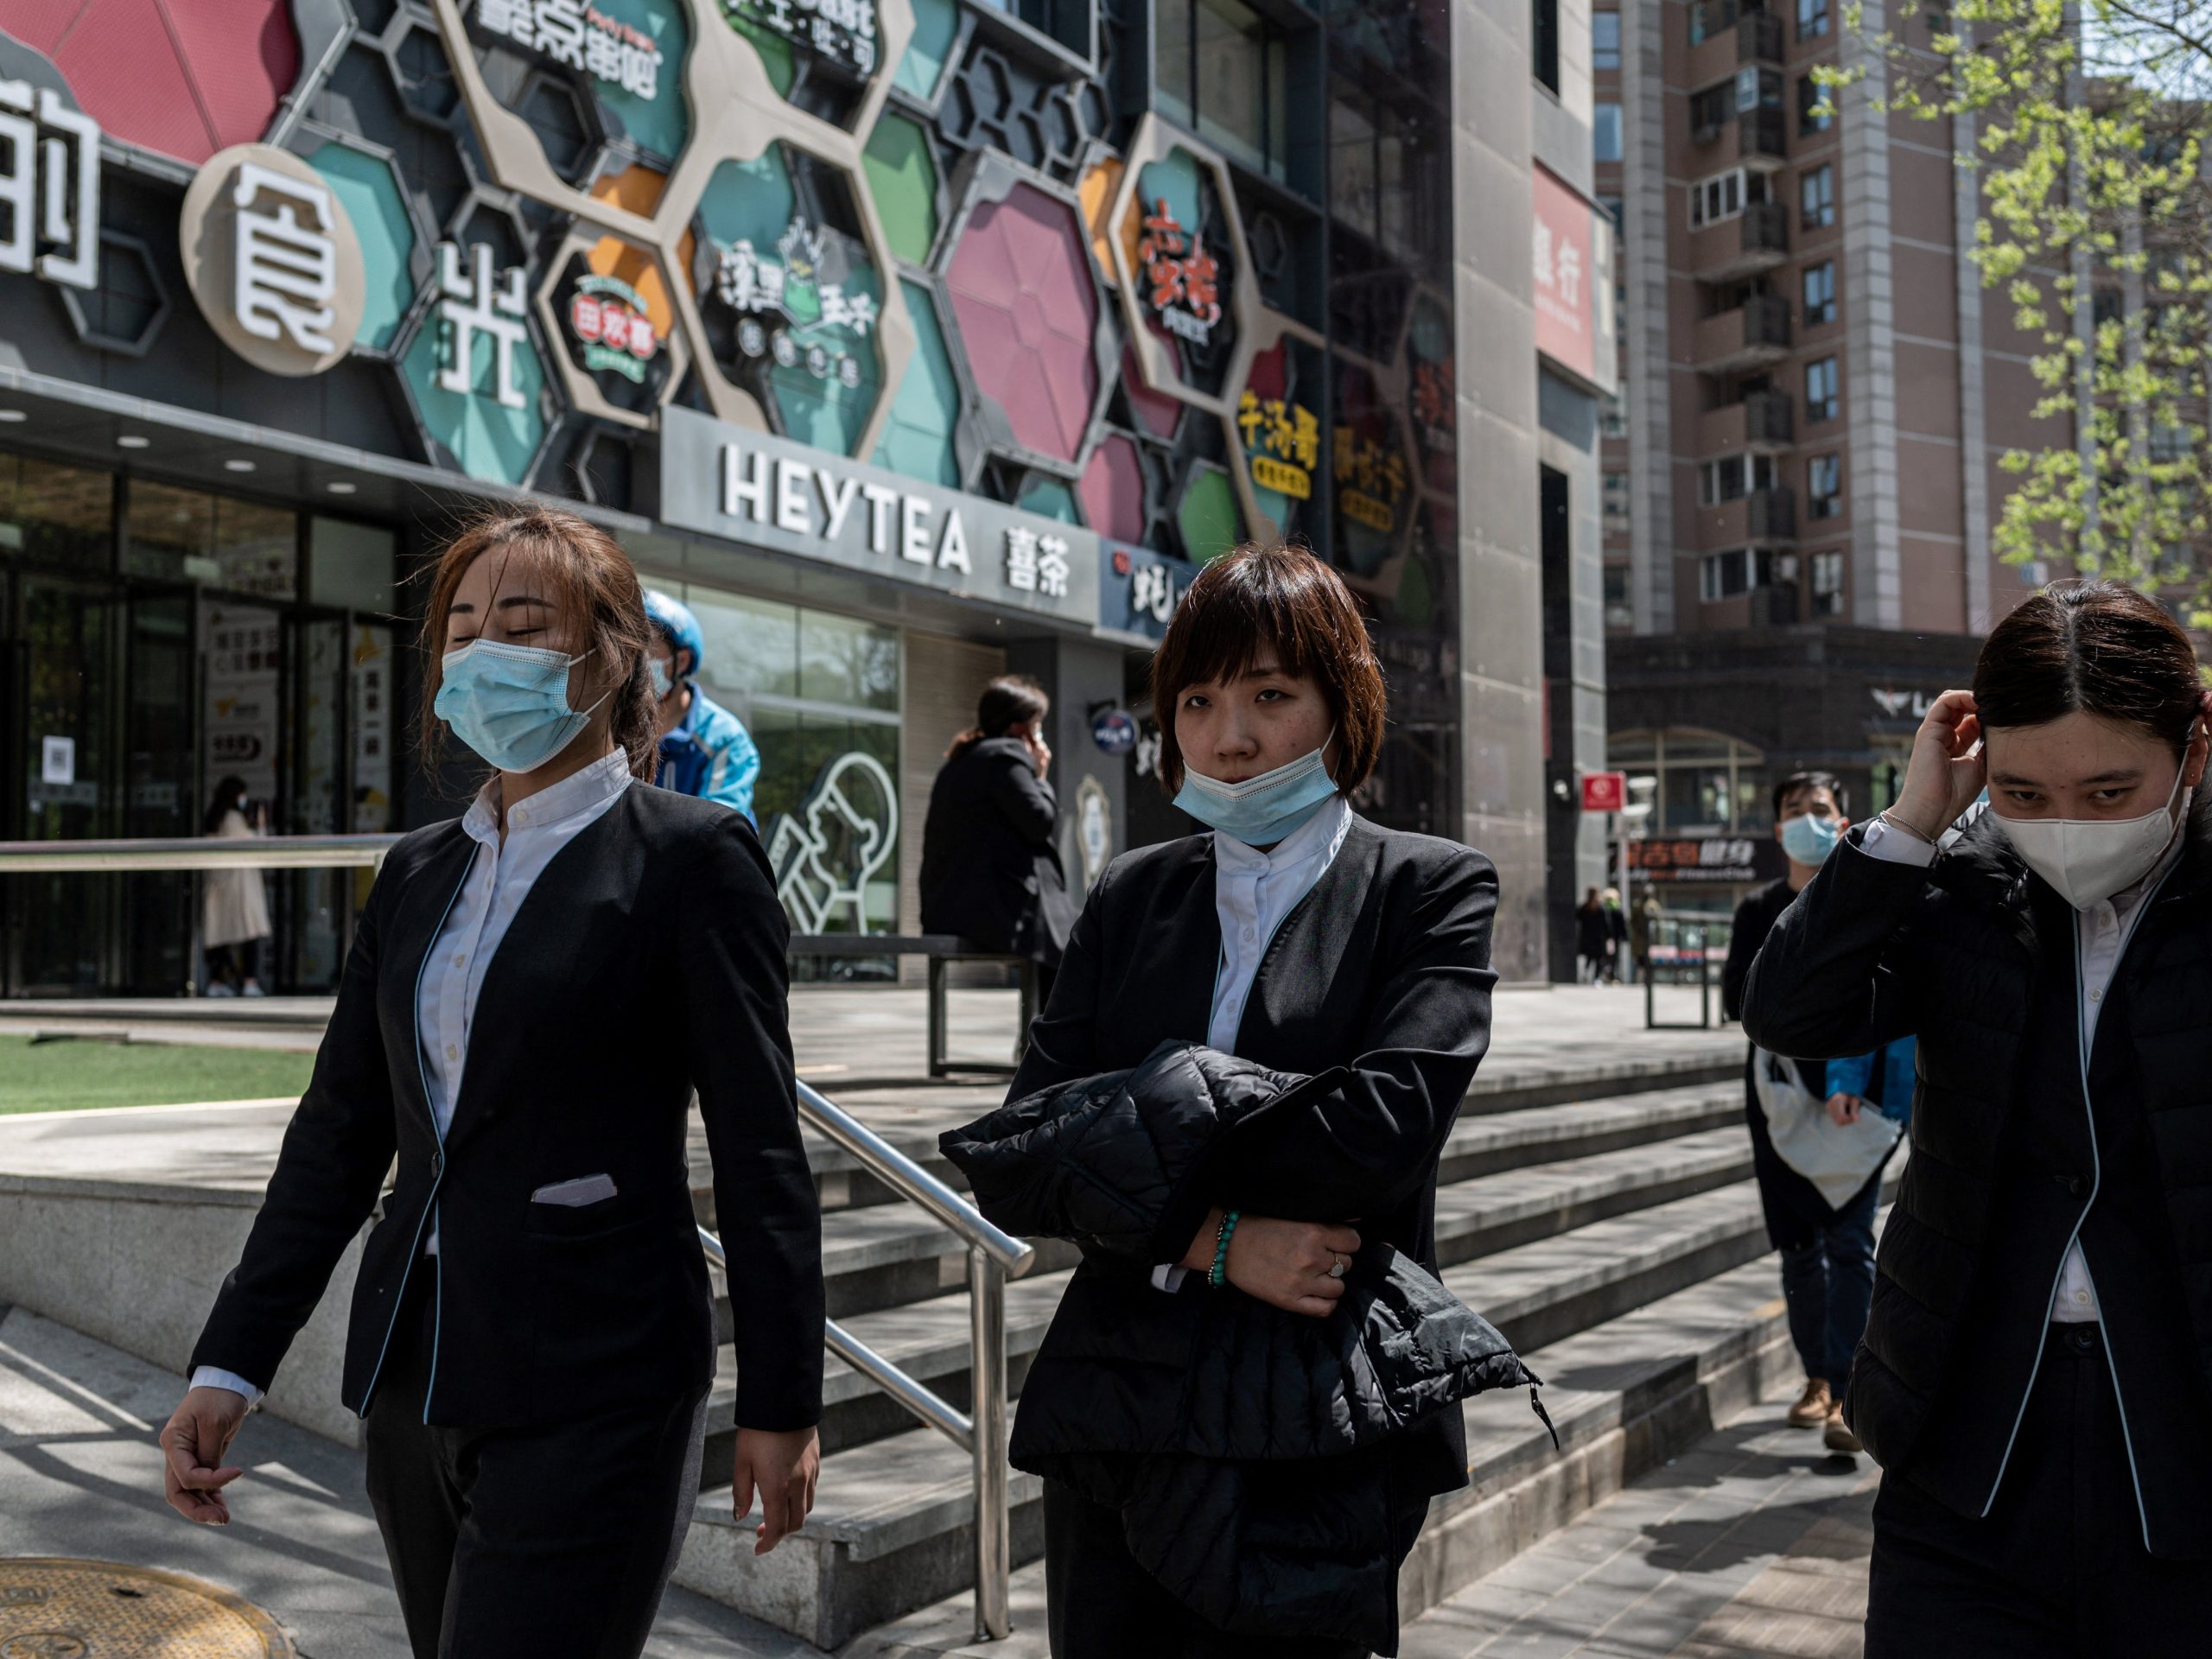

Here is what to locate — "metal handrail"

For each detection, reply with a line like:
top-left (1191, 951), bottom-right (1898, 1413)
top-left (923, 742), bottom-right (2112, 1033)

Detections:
top-left (698, 1081), bottom-right (1033, 1642)
top-left (0, 836), bottom-right (1033, 1641)
top-left (0, 834), bottom-right (402, 873)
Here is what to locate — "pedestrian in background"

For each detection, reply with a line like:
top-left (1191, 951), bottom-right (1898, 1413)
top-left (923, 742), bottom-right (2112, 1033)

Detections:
top-left (1747, 581), bottom-right (2212, 1654)
top-left (1601, 887), bottom-right (1628, 982)
top-left (200, 774), bottom-right (271, 998)
top-left (918, 674), bottom-right (1076, 1002)
top-left (161, 511), bottom-right (823, 1659)
top-left (1723, 771), bottom-right (1893, 1449)
top-left (643, 588), bottom-right (761, 822)
top-left (1574, 886), bottom-right (1610, 983)
top-left (1630, 887), bottom-right (1661, 984)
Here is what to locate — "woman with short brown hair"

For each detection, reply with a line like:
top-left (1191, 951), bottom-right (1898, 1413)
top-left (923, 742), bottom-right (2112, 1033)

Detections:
top-left (946, 543), bottom-right (1522, 1658)
top-left (159, 509), bottom-right (825, 1657)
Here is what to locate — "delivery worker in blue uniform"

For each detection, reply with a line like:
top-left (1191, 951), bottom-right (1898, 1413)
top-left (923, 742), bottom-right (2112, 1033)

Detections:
top-left (644, 590), bottom-right (760, 823)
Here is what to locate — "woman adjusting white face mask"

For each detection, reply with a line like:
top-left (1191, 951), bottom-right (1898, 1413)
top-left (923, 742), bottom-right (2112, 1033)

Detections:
top-left (1989, 733), bottom-right (2197, 910)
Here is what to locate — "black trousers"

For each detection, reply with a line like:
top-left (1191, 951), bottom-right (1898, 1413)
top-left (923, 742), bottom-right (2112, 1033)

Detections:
top-left (1042, 1478), bottom-right (1374, 1659)
top-left (1866, 1323), bottom-right (2212, 1657)
top-left (362, 1274), bottom-right (710, 1659)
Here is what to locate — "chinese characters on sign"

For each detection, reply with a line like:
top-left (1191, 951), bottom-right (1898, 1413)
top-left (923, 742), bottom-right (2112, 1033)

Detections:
top-left (1004, 525), bottom-right (1071, 599)
top-left (1412, 357), bottom-right (1454, 454)
top-left (1236, 391), bottom-right (1319, 500)
top-left (721, 0), bottom-right (879, 77)
top-left (202, 602), bottom-right (283, 805)
top-left (0, 80), bottom-right (98, 289)
top-left (1137, 199), bottom-right (1221, 346)
top-left (1624, 837), bottom-right (1783, 885)
top-left (438, 242), bottom-right (531, 409)
top-left (473, 0), bottom-right (664, 99)
top-left (568, 273), bottom-right (660, 382)
top-left (233, 162), bottom-right (340, 356)
top-left (1532, 163), bottom-right (1597, 382)
top-left (1335, 429), bottom-right (1408, 534)
top-left (1101, 542), bottom-right (1191, 640)
top-left (714, 218), bottom-right (877, 388)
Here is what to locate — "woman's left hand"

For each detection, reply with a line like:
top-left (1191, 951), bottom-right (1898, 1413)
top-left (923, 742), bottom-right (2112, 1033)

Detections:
top-left (733, 1424), bottom-right (820, 1555)
top-left (1826, 1092), bottom-right (1863, 1126)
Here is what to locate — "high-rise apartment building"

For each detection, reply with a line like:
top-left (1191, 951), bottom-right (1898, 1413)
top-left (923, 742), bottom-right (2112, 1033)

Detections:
top-left (1593, 0), bottom-right (2062, 905)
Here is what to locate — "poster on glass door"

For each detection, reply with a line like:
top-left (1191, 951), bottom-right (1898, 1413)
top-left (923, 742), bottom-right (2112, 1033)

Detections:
top-left (200, 601), bottom-right (282, 810)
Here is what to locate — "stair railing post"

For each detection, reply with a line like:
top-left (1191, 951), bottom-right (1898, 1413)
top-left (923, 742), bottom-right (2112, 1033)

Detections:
top-left (968, 1242), bottom-right (1012, 1641)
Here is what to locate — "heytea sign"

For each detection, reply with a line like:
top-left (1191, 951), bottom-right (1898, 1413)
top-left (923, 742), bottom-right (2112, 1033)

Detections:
top-left (659, 407), bottom-right (1101, 626)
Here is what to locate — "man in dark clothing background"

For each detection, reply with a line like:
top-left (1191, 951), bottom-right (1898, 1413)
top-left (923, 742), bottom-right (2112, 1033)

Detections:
top-left (1722, 770), bottom-right (1885, 1452)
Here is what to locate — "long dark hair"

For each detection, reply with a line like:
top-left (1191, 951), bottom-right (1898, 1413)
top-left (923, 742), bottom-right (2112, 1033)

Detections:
top-left (1974, 581), bottom-right (2202, 754)
top-left (947, 675), bottom-right (1048, 761)
top-left (202, 775), bottom-right (248, 836)
top-left (417, 509), bottom-right (660, 780)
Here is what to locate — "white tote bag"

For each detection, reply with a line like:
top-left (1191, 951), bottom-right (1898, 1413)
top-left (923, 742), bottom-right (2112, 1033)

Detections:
top-left (1751, 1046), bottom-right (1903, 1209)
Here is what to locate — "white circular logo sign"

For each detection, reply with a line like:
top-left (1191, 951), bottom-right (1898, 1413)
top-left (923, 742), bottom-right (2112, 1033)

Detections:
top-left (180, 143), bottom-right (366, 377)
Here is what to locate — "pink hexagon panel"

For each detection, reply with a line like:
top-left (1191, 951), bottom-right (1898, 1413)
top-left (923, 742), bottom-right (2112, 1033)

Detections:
top-left (944, 175), bottom-right (1103, 470)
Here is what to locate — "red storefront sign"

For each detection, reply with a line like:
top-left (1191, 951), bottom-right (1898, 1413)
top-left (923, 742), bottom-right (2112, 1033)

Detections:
top-left (1532, 164), bottom-right (1594, 382)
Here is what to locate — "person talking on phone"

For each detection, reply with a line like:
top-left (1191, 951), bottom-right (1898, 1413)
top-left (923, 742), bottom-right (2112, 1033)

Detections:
top-left (1743, 581), bottom-right (2212, 1654)
top-left (157, 510), bottom-right (824, 1658)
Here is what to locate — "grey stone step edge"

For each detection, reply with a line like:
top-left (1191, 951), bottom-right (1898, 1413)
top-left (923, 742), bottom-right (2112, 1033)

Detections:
top-left (715, 1122), bottom-right (1758, 1333)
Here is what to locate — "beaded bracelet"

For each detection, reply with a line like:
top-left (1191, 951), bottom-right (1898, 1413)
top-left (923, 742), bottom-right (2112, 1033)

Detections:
top-left (1208, 1210), bottom-right (1241, 1288)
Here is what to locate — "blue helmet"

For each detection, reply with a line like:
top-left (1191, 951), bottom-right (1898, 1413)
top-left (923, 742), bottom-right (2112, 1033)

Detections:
top-left (642, 589), bottom-right (703, 678)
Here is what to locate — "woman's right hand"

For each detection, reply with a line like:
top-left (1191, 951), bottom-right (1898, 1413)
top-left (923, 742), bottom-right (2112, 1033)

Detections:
top-left (1887, 688), bottom-right (1986, 843)
top-left (1183, 1209), bottom-right (1361, 1317)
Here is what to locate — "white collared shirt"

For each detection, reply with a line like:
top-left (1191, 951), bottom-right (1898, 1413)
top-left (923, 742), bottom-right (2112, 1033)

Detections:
top-left (1154, 795), bottom-right (1356, 1291)
top-left (1862, 809), bottom-right (2188, 1323)
top-left (189, 748), bottom-right (633, 1408)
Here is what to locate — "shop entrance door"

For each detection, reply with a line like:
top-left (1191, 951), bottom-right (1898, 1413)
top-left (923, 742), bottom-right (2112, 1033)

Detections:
top-left (3, 574), bottom-right (119, 994)
top-left (121, 589), bottom-right (195, 992)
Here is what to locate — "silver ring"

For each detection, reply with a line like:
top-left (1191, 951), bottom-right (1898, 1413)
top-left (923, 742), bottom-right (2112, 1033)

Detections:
top-left (1328, 1255), bottom-right (1348, 1280)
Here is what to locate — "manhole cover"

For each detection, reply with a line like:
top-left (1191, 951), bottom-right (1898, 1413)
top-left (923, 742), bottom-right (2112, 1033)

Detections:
top-left (0, 1560), bottom-right (291, 1658)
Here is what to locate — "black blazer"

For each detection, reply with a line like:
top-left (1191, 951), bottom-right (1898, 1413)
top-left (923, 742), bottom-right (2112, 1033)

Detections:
top-left (189, 784), bottom-right (825, 1432)
top-left (918, 737), bottom-right (1077, 963)
top-left (1005, 811), bottom-right (1500, 1497)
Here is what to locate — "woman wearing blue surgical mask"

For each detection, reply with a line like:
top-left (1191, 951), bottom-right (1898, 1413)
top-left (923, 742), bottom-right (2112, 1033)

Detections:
top-left (983, 543), bottom-right (1510, 1659)
top-left (156, 510), bottom-right (825, 1659)
top-left (1744, 581), bottom-right (2212, 1655)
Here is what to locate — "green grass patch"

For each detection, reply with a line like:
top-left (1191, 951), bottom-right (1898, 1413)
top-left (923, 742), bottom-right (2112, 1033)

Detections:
top-left (0, 1035), bottom-right (314, 1115)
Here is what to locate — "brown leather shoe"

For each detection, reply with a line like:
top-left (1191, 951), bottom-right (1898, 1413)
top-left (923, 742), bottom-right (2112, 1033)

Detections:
top-left (1823, 1403), bottom-right (1863, 1453)
top-left (1787, 1377), bottom-right (1832, 1428)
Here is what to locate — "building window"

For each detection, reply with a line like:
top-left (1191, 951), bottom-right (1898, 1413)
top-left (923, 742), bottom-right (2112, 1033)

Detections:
top-left (1700, 547), bottom-right (1782, 602)
top-left (1604, 468), bottom-right (1632, 529)
top-left (1154, 0), bottom-right (1291, 182)
top-left (1688, 0), bottom-right (1740, 46)
top-left (1604, 562), bottom-right (1634, 628)
top-left (1689, 167), bottom-right (1771, 227)
top-left (1806, 356), bottom-right (1839, 421)
top-left (1798, 0), bottom-right (1829, 37)
top-left (1738, 66), bottom-right (1783, 111)
top-left (1592, 102), bottom-right (1623, 161)
top-left (1592, 10), bottom-right (1621, 70)
top-left (1698, 453), bottom-right (1777, 505)
top-left (1800, 164), bottom-right (1834, 228)
top-left (1798, 74), bottom-right (1833, 136)
top-left (1808, 453), bottom-right (1842, 518)
top-left (1802, 260), bottom-right (1835, 325)
top-left (1601, 398), bottom-right (1629, 437)
top-left (1811, 548), bottom-right (1845, 616)
top-left (1534, 0), bottom-right (1560, 92)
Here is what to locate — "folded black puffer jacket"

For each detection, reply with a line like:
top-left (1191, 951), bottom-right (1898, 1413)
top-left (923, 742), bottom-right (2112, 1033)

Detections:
top-left (942, 1040), bottom-right (1551, 1653)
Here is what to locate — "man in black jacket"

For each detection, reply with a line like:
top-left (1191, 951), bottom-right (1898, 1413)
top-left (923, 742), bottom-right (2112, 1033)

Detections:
top-left (1721, 770), bottom-right (1871, 1448)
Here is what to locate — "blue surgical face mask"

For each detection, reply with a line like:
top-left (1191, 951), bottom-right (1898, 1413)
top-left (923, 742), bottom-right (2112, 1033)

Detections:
top-left (1779, 811), bottom-right (1842, 868)
top-left (435, 639), bottom-right (607, 773)
top-left (647, 657), bottom-right (674, 699)
top-left (1173, 731), bottom-right (1338, 846)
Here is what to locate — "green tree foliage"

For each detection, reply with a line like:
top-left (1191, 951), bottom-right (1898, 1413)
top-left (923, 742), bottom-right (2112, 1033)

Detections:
top-left (1841, 0), bottom-right (2212, 620)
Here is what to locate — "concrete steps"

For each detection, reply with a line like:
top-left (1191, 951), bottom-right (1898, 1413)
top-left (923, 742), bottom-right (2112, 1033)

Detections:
top-left (669, 1052), bottom-right (1838, 1650)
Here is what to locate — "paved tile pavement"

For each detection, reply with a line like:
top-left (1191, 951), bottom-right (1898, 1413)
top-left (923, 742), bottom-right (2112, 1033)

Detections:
top-left (1402, 1378), bottom-right (1878, 1659)
top-left (0, 1304), bottom-right (817, 1659)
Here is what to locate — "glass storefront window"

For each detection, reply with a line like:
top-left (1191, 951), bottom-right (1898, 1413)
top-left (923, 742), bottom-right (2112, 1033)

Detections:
top-left (308, 517), bottom-right (398, 615)
top-left (1611, 728), bottom-right (1767, 831)
top-left (0, 458), bottom-right (114, 569)
top-left (690, 590), bottom-right (801, 702)
top-left (125, 482), bottom-right (298, 599)
top-left (799, 610), bottom-right (900, 711)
